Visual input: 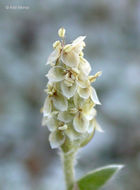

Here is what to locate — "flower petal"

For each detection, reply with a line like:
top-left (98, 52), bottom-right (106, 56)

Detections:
top-left (61, 81), bottom-right (77, 98)
top-left (46, 116), bottom-right (58, 131)
top-left (72, 36), bottom-right (86, 46)
top-left (85, 108), bottom-right (97, 120)
top-left (90, 87), bottom-right (101, 105)
top-left (73, 112), bottom-right (89, 133)
top-left (64, 125), bottom-right (82, 141)
top-left (47, 66), bottom-right (66, 82)
top-left (80, 130), bottom-right (95, 147)
top-left (73, 93), bottom-right (85, 108)
top-left (77, 87), bottom-right (90, 99)
top-left (88, 118), bottom-right (96, 133)
top-left (79, 57), bottom-right (91, 76)
top-left (49, 131), bottom-right (65, 149)
top-left (58, 111), bottom-right (73, 123)
top-left (88, 118), bottom-right (103, 133)
top-left (76, 73), bottom-right (88, 88)
top-left (61, 51), bottom-right (79, 68)
top-left (43, 96), bottom-right (52, 117)
top-left (52, 93), bottom-right (68, 111)
top-left (46, 49), bottom-right (60, 65)
top-left (95, 120), bottom-right (104, 132)
top-left (72, 36), bottom-right (86, 53)
top-left (81, 98), bottom-right (95, 115)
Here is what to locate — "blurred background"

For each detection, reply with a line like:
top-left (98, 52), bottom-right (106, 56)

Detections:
top-left (0, 0), bottom-right (140, 189)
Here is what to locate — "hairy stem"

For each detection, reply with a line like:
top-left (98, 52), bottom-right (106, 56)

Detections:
top-left (61, 150), bottom-right (77, 190)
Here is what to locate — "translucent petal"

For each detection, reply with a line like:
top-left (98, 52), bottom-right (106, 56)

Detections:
top-left (61, 81), bottom-right (77, 98)
top-left (46, 116), bottom-right (58, 132)
top-left (73, 112), bottom-right (89, 133)
top-left (46, 49), bottom-right (60, 65)
top-left (73, 93), bottom-right (85, 108)
top-left (43, 96), bottom-right (52, 117)
top-left (52, 93), bottom-right (68, 111)
top-left (76, 73), bottom-right (88, 88)
top-left (78, 87), bottom-right (90, 99)
top-left (63, 44), bottom-right (73, 53)
top-left (61, 51), bottom-right (79, 68)
top-left (90, 87), bottom-right (101, 105)
top-left (49, 131), bottom-right (65, 149)
top-left (58, 111), bottom-right (73, 123)
top-left (80, 58), bottom-right (91, 76)
top-left (80, 130), bottom-right (95, 147)
top-left (85, 108), bottom-right (97, 120)
top-left (73, 35), bottom-right (86, 43)
top-left (64, 125), bottom-right (82, 141)
top-left (95, 120), bottom-right (104, 132)
top-left (81, 98), bottom-right (95, 115)
top-left (88, 118), bottom-right (96, 133)
top-left (88, 118), bottom-right (103, 133)
top-left (72, 36), bottom-right (86, 47)
top-left (47, 66), bottom-right (66, 82)
top-left (72, 36), bottom-right (86, 53)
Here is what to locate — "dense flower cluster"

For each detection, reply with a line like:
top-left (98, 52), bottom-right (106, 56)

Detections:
top-left (42, 28), bottom-right (102, 150)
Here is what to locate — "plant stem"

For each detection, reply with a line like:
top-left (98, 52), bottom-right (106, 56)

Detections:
top-left (61, 150), bottom-right (76, 190)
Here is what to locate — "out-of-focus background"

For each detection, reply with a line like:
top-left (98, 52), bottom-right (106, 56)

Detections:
top-left (0, 0), bottom-right (140, 190)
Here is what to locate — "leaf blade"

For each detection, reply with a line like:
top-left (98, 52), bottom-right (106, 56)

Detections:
top-left (77, 165), bottom-right (123, 190)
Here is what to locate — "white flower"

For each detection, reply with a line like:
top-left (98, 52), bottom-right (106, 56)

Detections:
top-left (49, 131), bottom-right (65, 149)
top-left (78, 85), bottom-right (101, 105)
top-left (61, 36), bottom-right (86, 68)
top-left (60, 80), bottom-right (77, 99)
top-left (72, 93), bottom-right (96, 133)
top-left (46, 41), bottom-right (62, 65)
top-left (43, 84), bottom-right (68, 113)
top-left (64, 125), bottom-right (83, 141)
top-left (77, 72), bottom-right (102, 105)
top-left (61, 50), bottom-right (79, 68)
top-left (58, 111), bottom-right (73, 123)
top-left (47, 66), bottom-right (78, 98)
top-left (46, 113), bottom-right (81, 148)
top-left (47, 66), bottom-right (66, 82)
top-left (52, 92), bottom-right (68, 111)
top-left (45, 113), bottom-right (67, 148)
top-left (73, 112), bottom-right (89, 133)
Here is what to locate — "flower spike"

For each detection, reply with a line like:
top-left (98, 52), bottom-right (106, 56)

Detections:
top-left (42, 28), bottom-right (102, 150)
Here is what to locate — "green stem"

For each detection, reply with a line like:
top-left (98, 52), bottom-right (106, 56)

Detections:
top-left (61, 150), bottom-right (76, 190)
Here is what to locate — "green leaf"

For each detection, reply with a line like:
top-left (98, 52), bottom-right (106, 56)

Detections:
top-left (77, 165), bottom-right (123, 190)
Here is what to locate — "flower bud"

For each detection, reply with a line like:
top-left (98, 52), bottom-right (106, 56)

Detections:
top-left (53, 40), bottom-right (61, 48)
top-left (89, 71), bottom-right (102, 83)
top-left (58, 27), bottom-right (65, 38)
top-left (63, 44), bottom-right (73, 53)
